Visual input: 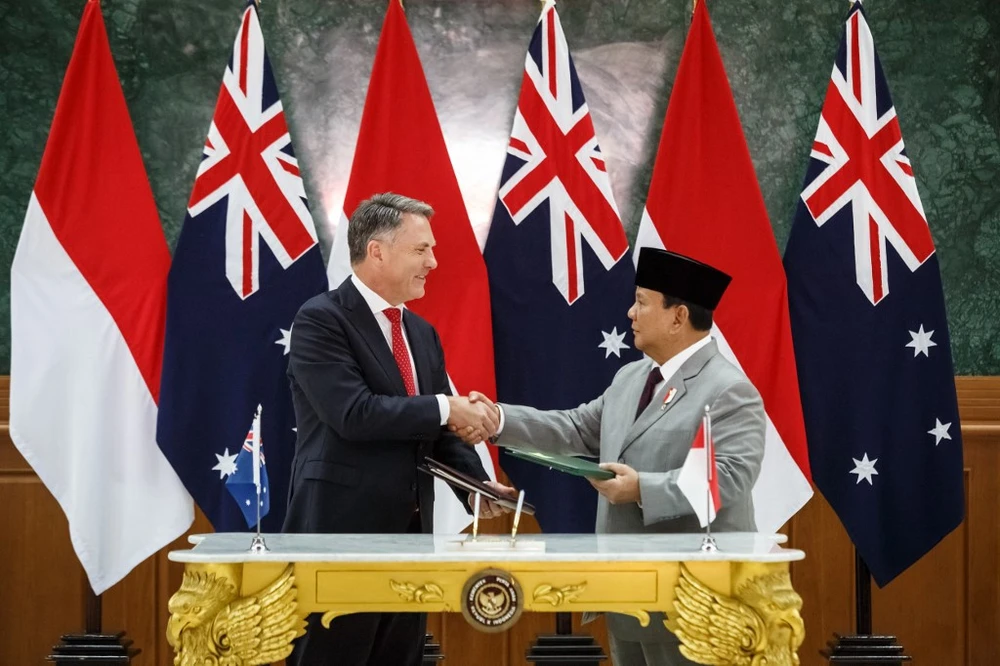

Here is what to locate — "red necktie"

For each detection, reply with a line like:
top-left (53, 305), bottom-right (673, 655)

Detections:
top-left (383, 308), bottom-right (416, 396)
top-left (634, 366), bottom-right (663, 421)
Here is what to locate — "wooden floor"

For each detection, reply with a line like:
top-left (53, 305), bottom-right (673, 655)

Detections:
top-left (1, 376), bottom-right (997, 665)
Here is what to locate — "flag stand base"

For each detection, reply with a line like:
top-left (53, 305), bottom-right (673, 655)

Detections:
top-left (821, 550), bottom-right (911, 664)
top-left (47, 584), bottom-right (140, 663)
top-left (524, 612), bottom-right (608, 664)
top-left (422, 632), bottom-right (445, 664)
top-left (47, 631), bottom-right (140, 664)
top-left (821, 634), bottom-right (911, 664)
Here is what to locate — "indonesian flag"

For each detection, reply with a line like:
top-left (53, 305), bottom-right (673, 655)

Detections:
top-left (326, 0), bottom-right (497, 533)
top-left (676, 421), bottom-right (721, 527)
top-left (634, 0), bottom-right (812, 533)
top-left (9, 0), bottom-right (192, 594)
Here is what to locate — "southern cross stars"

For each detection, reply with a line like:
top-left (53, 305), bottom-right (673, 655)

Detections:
top-left (212, 448), bottom-right (238, 479)
top-left (850, 453), bottom-right (878, 485)
top-left (928, 418), bottom-right (952, 446)
top-left (598, 327), bottom-right (630, 358)
top-left (906, 324), bottom-right (937, 358)
top-left (275, 325), bottom-right (293, 355)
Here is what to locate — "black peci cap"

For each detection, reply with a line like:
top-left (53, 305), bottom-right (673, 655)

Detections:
top-left (635, 247), bottom-right (731, 310)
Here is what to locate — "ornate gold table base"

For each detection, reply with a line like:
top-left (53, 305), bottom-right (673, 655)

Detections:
top-left (167, 556), bottom-right (803, 666)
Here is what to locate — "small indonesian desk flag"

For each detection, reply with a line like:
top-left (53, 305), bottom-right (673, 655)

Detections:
top-left (676, 412), bottom-right (721, 527)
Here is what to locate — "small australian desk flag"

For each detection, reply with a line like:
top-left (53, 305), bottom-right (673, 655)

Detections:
top-left (225, 405), bottom-right (270, 528)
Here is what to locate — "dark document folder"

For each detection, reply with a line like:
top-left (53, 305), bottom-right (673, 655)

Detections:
top-left (419, 457), bottom-right (535, 515)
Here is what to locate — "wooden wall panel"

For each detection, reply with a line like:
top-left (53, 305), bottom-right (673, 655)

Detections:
top-left (0, 378), bottom-right (88, 664)
top-left (2, 376), bottom-right (997, 665)
top-left (787, 492), bottom-right (856, 665)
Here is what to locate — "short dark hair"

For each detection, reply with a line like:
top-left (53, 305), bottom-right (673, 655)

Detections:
top-left (662, 294), bottom-right (713, 331)
top-left (347, 193), bottom-right (434, 265)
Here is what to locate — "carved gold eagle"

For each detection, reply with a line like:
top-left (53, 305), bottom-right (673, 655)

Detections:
top-left (670, 564), bottom-right (804, 666)
top-left (166, 565), bottom-right (306, 666)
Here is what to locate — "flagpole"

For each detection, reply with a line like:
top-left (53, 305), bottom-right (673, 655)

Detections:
top-left (249, 405), bottom-right (268, 554)
top-left (821, 549), bottom-right (911, 663)
top-left (700, 406), bottom-right (718, 552)
top-left (855, 549), bottom-right (872, 634)
top-left (84, 582), bottom-right (101, 634)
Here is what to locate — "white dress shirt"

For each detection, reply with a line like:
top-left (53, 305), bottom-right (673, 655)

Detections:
top-left (351, 274), bottom-right (450, 425)
top-left (650, 334), bottom-right (713, 395)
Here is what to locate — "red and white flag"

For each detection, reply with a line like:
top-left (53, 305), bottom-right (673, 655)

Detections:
top-left (9, 0), bottom-right (192, 594)
top-left (634, 0), bottom-right (812, 533)
top-left (676, 419), bottom-right (721, 527)
top-left (326, 0), bottom-right (497, 533)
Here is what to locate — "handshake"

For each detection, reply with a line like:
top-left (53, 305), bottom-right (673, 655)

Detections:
top-left (446, 391), bottom-right (500, 445)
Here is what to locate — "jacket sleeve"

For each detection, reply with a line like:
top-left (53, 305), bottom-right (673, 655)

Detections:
top-left (497, 396), bottom-right (605, 458)
top-left (288, 302), bottom-right (442, 442)
top-left (636, 379), bottom-right (765, 526)
top-left (424, 328), bottom-right (491, 509)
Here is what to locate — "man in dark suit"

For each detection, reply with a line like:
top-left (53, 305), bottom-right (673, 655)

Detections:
top-left (283, 192), bottom-right (512, 666)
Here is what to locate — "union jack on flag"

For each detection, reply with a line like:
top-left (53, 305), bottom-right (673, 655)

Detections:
top-left (798, 3), bottom-right (934, 306)
top-left (496, 0), bottom-right (626, 305)
top-left (157, 0), bottom-right (328, 532)
top-left (485, 0), bottom-right (639, 533)
top-left (186, 1), bottom-right (317, 301)
top-left (785, 2), bottom-right (963, 586)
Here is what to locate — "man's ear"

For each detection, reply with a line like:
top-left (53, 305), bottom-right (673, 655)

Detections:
top-left (673, 304), bottom-right (690, 331)
top-left (367, 239), bottom-right (382, 264)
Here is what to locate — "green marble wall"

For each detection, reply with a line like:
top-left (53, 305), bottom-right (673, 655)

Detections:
top-left (1, 0), bottom-right (997, 373)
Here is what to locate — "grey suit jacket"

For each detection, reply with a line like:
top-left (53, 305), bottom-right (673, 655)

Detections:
top-left (498, 340), bottom-right (766, 641)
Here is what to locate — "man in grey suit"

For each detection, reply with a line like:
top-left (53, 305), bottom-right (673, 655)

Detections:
top-left (461, 248), bottom-right (766, 666)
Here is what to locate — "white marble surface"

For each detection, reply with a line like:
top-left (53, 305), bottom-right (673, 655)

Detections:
top-left (168, 532), bottom-right (804, 564)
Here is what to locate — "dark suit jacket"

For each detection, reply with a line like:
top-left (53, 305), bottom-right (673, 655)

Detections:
top-left (282, 277), bottom-right (489, 535)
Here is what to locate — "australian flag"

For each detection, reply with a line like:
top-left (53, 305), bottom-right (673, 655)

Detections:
top-left (484, 1), bottom-right (641, 533)
top-left (784, 3), bottom-right (963, 586)
top-left (156, 0), bottom-right (327, 532)
top-left (225, 411), bottom-right (270, 528)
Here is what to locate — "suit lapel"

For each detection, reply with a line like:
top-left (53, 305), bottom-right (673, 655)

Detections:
top-left (617, 375), bottom-right (688, 458)
top-left (616, 341), bottom-right (719, 458)
top-left (340, 279), bottom-right (408, 396)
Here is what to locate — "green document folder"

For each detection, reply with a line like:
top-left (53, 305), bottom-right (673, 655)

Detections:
top-left (506, 449), bottom-right (615, 480)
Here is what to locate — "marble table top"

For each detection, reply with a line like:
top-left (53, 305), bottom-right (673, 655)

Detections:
top-left (169, 532), bottom-right (804, 564)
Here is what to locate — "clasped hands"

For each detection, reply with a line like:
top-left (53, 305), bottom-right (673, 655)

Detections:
top-left (449, 393), bottom-right (641, 506)
top-left (446, 391), bottom-right (500, 445)
top-left (447, 393), bottom-right (516, 518)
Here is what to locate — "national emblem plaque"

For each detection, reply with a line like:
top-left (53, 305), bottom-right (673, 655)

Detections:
top-left (460, 568), bottom-right (524, 633)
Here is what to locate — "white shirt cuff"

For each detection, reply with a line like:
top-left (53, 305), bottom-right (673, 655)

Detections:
top-left (497, 403), bottom-right (506, 436)
top-left (436, 394), bottom-right (450, 426)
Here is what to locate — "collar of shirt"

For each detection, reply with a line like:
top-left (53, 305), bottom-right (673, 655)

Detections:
top-left (351, 273), bottom-right (404, 318)
top-left (351, 274), bottom-right (452, 424)
top-left (654, 334), bottom-right (713, 389)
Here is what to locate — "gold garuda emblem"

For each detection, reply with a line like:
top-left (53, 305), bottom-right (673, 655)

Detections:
top-left (670, 564), bottom-right (805, 666)
top-left (461, 568), bottom-right (523, 633)
top-left (166, 565), bottom-right (305, 666)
